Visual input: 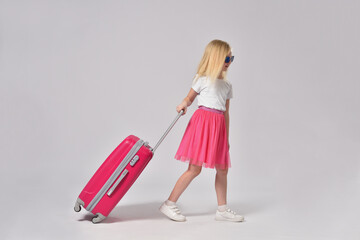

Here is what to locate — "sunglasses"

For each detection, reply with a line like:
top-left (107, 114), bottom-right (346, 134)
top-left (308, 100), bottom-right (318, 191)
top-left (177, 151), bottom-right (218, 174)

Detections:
top-left (225, 56), bottom-right (234, 63)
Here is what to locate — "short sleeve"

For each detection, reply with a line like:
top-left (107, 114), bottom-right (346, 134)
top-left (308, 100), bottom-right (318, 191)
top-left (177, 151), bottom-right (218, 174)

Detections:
top-left (227, 83), bottom-right (233, 99)
top-left (191, 76), bottom-right (203, 93)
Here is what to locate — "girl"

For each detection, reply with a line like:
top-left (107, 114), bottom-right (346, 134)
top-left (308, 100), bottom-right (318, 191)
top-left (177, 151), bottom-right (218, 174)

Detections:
top-left (159, 39), bottom-right (244, 222)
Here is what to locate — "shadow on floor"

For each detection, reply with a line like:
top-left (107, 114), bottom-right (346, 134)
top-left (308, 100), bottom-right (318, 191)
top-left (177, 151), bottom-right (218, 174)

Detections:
top-left (183, 199), bottom-right (271, 217)
top-left (78, 202), bottom-right (164, 224)
top-left (77, 199), bottom-right (271, 223)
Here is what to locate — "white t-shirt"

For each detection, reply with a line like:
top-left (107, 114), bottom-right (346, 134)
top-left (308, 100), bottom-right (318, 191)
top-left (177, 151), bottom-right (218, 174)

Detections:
top-left (191, 75), bottom-right (233, 111)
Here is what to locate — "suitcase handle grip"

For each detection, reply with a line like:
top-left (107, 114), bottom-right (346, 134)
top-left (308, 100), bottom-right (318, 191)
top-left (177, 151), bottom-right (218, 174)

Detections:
top-left (152, 110), bottom-right (184, 153)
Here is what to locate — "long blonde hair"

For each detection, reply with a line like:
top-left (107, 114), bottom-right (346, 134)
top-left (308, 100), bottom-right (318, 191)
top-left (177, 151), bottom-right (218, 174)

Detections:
top-left (194, 39), bottom-right (231, 83)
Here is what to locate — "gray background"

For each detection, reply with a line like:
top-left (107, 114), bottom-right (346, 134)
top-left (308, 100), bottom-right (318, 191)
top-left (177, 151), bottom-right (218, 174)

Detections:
top-left (1, 0), bottom-right (359, 239)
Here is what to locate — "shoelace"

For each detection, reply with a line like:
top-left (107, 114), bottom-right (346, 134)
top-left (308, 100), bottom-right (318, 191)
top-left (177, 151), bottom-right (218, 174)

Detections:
top-left (170, 205), bottom-right (182, 215)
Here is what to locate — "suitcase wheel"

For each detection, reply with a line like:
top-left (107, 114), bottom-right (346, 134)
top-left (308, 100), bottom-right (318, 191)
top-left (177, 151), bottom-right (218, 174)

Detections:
top-left (74, 205), bottom-right (81, 212)
top-left (74, 198), bottom-right (84, 212)
top-left (92, 213), bottom-right (106, 224)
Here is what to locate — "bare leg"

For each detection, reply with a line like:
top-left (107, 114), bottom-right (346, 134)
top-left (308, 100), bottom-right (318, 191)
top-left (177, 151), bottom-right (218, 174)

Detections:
top-left (168, 164), bottom-right (202, 202)
top-left (215, 167), bottom-right (228, 206)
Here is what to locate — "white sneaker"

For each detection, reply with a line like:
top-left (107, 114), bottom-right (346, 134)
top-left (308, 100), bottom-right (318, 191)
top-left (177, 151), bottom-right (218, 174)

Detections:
top-left (215, 208), bottom-right (245, 222)
top-left (159, 202), bottom-right (186, 222)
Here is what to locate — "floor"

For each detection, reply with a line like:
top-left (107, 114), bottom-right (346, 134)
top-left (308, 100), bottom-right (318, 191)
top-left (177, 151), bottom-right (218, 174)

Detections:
top-left (2, 176), bottom-right (359, 240)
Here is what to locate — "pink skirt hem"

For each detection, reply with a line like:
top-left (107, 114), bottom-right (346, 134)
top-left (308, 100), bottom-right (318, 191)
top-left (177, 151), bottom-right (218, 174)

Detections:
top-left (175, 155), bottom-right (231, 170)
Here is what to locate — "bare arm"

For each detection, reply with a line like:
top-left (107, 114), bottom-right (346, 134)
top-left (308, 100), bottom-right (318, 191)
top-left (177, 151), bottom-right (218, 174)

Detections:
top-left (224, 99), bottom-right (230, 148)
top-left (176, 88), bottom-right (198, 115)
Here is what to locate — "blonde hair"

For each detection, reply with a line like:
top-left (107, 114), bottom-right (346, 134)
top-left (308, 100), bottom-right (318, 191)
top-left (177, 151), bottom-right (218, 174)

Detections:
top-left (194, 39), bottom-right (231, 83)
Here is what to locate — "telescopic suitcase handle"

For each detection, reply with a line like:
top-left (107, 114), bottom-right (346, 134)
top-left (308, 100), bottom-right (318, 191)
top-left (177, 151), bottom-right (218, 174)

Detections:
top-left (152, 110), bottom-right (184, 153)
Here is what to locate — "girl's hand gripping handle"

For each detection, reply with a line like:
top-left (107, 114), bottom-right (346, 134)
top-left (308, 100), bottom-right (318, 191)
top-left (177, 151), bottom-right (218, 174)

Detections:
top-left (176, 103), bottom-right (187, 115)
top-left (176, 88), bottom-right (198, 115)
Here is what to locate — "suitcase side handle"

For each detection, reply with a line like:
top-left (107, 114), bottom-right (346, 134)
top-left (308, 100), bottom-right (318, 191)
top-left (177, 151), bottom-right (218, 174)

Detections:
top-left (107, 169), bottom-right (129, 196)
top-left (152, 110), bottom-right (184, 153)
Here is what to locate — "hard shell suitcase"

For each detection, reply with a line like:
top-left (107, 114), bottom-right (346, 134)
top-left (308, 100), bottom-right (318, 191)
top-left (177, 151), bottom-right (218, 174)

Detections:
top-left (74, 111), bottom-right (183, 223)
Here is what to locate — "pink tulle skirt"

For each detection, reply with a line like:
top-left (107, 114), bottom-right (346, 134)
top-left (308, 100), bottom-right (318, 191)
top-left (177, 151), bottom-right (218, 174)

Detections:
top-left (174, 106), bottom-right (231, 169)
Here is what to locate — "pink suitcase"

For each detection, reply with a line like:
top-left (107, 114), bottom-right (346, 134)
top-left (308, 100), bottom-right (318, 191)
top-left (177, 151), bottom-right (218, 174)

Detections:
top-left (74, 111), bottom-right (183, 223)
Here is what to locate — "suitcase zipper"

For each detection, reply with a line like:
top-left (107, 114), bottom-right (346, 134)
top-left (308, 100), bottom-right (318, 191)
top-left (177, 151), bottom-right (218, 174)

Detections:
top-left (86, 139), bottom-right (145, 212)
